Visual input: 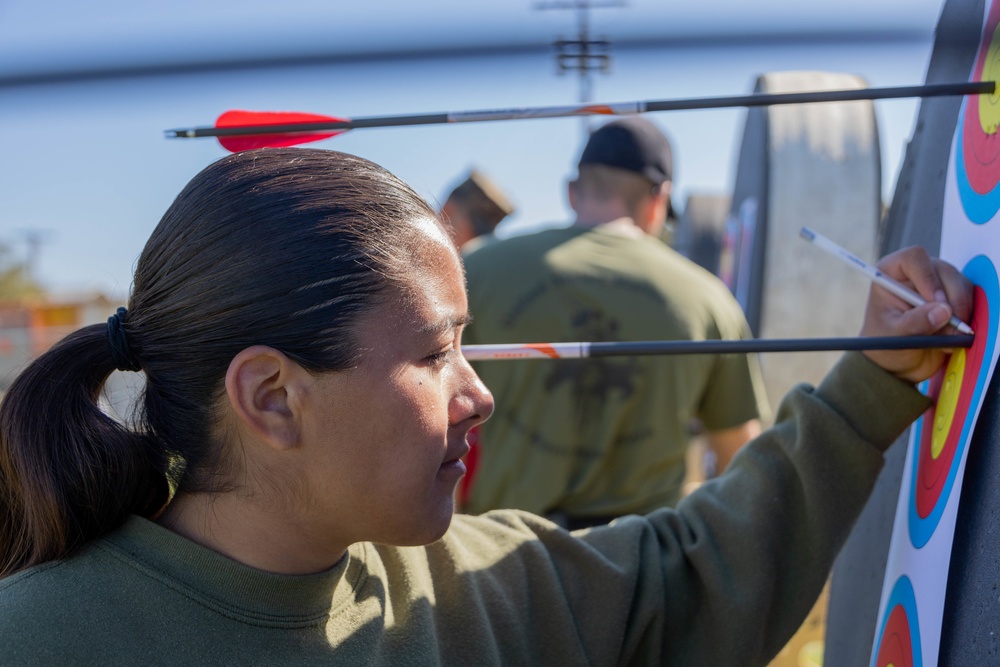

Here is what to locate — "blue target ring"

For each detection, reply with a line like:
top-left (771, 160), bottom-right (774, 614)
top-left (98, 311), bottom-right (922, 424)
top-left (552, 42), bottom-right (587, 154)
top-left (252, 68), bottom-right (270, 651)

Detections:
top-left (956, 106), bottom-right (1000, 224)
top-left (870, 575), bottom-right (922, 667)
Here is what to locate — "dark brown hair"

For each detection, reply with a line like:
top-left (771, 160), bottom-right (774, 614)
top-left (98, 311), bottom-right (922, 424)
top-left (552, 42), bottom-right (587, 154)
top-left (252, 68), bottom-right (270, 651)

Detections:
top-left (0, 148), bottom-right (437, 577)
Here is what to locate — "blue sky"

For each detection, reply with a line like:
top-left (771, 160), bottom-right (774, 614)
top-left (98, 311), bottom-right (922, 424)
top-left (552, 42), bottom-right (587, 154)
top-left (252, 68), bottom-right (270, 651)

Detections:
top-left (0, 0), bottom-right (945, 298)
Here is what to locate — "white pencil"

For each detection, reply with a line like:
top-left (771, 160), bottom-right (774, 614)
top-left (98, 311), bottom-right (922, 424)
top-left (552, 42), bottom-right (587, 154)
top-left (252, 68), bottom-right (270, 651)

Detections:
top-left (800, 226), bottom-right (974, 335)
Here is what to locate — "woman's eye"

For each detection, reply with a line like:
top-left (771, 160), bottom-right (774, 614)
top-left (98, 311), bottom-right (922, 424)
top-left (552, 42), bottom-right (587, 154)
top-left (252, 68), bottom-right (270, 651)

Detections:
top-left (426, 349), bottom-right (453, 365)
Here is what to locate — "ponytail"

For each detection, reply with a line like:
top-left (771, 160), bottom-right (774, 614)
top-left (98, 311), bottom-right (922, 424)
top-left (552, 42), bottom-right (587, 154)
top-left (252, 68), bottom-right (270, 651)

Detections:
top-left (0, 324), bottom-right (168, 577)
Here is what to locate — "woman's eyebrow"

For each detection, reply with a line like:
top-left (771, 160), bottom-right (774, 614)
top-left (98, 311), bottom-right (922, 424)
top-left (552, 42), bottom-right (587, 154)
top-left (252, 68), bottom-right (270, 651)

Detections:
top-left (417, 314), bottom-right (473, 336)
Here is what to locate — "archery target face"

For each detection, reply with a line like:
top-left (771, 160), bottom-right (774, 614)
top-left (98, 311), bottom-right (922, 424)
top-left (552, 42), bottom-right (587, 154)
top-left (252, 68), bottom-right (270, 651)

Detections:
top-left (908, 255), bottom-right (999, 548)
top-left (958, 0), bottom-right (1000, 223)
top-left (872, 576), bottom-right (922, 667)
top-left (872, 4), bottom-right (1000, 664)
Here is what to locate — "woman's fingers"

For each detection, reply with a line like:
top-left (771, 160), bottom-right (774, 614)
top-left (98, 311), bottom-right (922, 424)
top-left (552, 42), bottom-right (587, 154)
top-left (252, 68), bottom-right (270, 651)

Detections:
top-left (933, 258), bottom-right (974, 329)
top-left (860, 246), bottom-right (974, 384)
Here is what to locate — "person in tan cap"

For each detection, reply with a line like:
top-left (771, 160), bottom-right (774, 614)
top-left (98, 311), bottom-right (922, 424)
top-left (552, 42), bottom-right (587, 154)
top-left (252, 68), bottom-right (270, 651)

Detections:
top-left (440, 169), bottom-right (516, 253)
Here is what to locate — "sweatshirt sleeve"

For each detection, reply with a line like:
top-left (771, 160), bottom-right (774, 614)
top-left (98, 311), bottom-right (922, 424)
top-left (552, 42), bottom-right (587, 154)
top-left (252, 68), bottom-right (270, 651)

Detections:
top-left (580, 351), bottom-right (930, 665)
top-left (428, 352), bottom-right (929, 666)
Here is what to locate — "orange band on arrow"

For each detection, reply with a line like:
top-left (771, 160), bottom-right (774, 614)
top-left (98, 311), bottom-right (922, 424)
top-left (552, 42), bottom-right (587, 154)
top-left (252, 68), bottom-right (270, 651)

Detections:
top-left (577, 105), bottom-right (616, 115)
top-left (525, 344), bottom-right (563, 358)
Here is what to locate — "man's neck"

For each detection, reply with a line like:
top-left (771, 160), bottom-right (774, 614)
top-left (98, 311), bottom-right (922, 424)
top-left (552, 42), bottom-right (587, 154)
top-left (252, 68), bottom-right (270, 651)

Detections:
top-left (573, 216), bottom-right (647, 239)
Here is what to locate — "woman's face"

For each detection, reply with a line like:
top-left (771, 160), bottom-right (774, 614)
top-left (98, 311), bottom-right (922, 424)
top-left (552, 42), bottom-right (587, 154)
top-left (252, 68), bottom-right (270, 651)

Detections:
top-left (301, 217), bottom-right (494, 548)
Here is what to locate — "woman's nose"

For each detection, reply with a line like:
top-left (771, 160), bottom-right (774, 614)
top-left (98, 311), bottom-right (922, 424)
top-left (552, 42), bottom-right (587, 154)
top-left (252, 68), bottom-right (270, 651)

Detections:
top-left (450, 359), bottom-right (494, 427)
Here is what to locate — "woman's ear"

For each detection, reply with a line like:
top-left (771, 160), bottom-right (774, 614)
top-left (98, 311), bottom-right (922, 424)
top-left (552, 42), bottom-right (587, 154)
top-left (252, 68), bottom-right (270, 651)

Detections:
top-left (224, 346), bottom-right (306, 451)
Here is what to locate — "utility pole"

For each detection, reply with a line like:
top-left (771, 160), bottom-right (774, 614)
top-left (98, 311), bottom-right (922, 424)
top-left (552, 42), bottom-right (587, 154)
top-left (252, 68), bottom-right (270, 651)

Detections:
top-left (13, 229), bottom-right (53, 285)
top-left (535, 0), bottom-right (625, 136)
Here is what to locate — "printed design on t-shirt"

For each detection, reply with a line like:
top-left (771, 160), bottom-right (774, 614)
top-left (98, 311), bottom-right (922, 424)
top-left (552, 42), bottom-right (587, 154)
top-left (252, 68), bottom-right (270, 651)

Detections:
top-left (543, 308), bottom-right (640, 426)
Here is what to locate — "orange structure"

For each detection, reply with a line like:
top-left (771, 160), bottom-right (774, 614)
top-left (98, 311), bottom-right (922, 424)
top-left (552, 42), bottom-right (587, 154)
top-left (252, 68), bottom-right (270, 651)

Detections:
top-left (0, 294), bottom-right (119, 390)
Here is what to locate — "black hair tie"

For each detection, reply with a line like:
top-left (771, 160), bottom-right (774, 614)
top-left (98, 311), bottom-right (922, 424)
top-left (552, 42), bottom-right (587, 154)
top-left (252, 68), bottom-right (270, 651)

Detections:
top-left (106, 307), bottom-right (142, 372)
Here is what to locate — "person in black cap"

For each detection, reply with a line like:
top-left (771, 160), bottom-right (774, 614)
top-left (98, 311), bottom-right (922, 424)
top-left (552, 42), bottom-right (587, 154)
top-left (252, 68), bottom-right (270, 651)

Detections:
top-left (440, 169), bottom-right (516, 253)
top-left (575, 116), bottom-right (679, 233)
top-left (461, 117), bottom-right (771, 527)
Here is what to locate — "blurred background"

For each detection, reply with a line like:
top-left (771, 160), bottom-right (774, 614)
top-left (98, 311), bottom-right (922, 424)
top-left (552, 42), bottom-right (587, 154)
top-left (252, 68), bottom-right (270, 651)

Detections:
top-left (0, 0), bottom-right (943, 386)
top-left (0, 3), bottom-right (961, 664)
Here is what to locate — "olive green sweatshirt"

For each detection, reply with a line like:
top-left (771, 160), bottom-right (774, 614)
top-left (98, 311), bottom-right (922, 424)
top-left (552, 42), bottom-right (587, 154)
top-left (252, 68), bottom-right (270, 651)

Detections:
top-left (0, 353), bottom-right (928, 666)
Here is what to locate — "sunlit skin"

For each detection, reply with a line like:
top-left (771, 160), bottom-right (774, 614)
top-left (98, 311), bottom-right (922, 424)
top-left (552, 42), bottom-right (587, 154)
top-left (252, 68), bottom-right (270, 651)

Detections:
top-left (158, 217), bottom-right (494, 574)
top-left (299, 218), bottom-right (494, 549)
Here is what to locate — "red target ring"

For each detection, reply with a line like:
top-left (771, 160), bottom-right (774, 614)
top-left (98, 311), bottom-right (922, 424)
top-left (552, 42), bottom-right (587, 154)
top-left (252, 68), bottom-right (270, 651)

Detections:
top-left (915, 286), bottom-right (990, 518)
top-left (962, 2), bottom-right (1000, 195)
top-left (871, 576), bottom-right (921, 667)
top-left (874, 604), bottom-right (915, 667)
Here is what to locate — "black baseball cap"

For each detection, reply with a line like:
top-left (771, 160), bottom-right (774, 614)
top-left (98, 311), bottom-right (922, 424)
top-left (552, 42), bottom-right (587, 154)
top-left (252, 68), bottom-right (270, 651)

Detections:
top-left (578, 117), bottom-right (673, 185)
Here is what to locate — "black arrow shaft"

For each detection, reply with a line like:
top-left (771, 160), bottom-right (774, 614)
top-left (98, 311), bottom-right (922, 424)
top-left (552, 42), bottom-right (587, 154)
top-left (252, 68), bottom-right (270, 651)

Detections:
top-left (461, 335), bottom-right (974, 361)
top-left (587, 335), bottom-right (973, 357)
top-left (166, 80), bottom-right (994, 139)
top-left (643, 81), bottom-right (993, 112)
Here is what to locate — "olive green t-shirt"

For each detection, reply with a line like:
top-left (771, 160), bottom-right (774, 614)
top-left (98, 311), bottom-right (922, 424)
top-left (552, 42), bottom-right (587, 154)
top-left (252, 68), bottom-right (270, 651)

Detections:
top-left (463, 224), bottom-right (771, 517)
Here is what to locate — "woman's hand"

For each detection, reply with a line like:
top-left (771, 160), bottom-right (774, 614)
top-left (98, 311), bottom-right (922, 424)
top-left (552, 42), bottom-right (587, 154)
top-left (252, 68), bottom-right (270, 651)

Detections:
top-left (861, 246), bottom-right (974, 384)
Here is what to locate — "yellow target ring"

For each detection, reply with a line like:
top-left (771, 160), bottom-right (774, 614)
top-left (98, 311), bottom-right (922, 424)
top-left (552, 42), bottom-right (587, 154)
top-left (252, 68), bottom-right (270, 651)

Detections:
top-left (931, 350), bottom-right (966, 459)
top-left (979, 24), bottom-right (1000, 135)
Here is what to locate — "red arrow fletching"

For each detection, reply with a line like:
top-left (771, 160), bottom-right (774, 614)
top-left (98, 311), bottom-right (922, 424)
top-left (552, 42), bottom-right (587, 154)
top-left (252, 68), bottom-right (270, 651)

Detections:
top-left (214, 110), bottom-right (349, 152)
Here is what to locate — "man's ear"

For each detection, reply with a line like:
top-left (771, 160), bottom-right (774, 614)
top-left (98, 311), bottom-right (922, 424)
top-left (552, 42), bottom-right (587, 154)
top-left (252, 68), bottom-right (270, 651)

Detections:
top-left (224, 346), bottom-right (306, 451)
top-left (567, 179), bottom-right (580, 213)
top-left (638, 183), bottom-right (671, 236)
